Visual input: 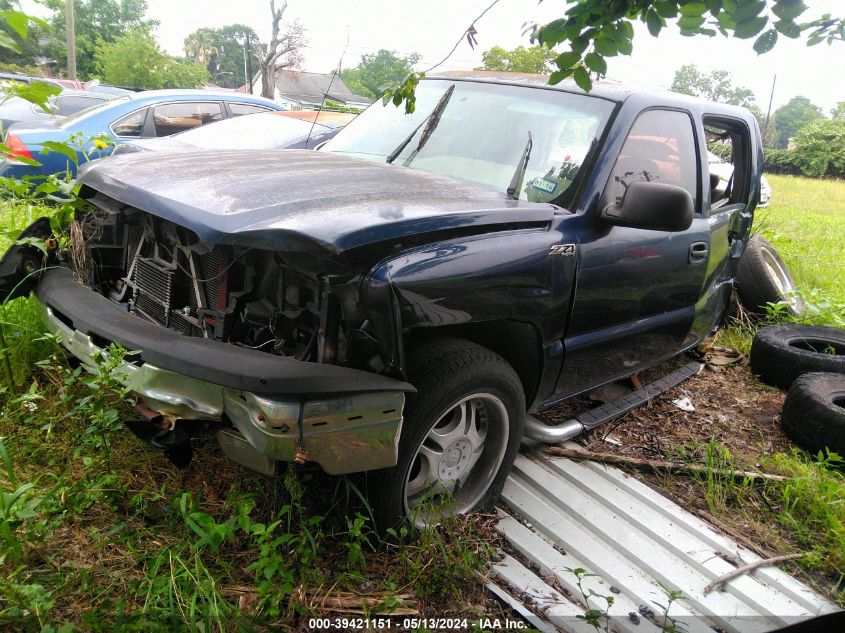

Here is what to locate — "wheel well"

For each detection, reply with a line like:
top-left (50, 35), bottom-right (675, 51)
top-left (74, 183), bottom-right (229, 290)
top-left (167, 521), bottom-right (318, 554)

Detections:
top-left (405, 321), bottom-right (542, 406)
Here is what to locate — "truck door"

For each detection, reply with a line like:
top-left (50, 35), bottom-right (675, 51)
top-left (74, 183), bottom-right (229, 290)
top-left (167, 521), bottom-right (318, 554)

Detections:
top-left (556, 108), bottom-right (711, 398)
top-left (690, 116), bottom-right (758, 340)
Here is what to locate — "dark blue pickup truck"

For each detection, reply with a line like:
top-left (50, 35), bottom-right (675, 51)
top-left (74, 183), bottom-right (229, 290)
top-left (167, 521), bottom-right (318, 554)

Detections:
top-left (0, 71), bottom-right (762, 528)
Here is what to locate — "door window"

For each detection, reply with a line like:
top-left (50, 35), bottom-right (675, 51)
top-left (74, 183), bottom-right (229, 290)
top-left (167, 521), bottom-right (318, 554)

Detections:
top-left (152, 102), bottom-right (223, 136)
top-left (228, 102), bottom-right (272, 117)
top-left (604, 109), bottom-right (699, 209)
top-left (704, 119), bottom-right (751, 209)
top-left (110, 109), bottom-right (146, 137)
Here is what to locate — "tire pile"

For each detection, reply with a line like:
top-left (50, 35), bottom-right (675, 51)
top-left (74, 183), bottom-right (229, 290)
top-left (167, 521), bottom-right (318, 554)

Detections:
top-left (736, 234), bottom-right (845, 457)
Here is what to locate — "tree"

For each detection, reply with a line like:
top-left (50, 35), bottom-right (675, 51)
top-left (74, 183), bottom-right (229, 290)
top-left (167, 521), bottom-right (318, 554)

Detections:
top-left (772, 96), bottom-right (823, 148)
top-left (670, 64), bottom-right (756, 107)
top-left (670, 64), bottom-right (766, 137)
top-left (531, 0), bottom-right (845, 91)
top-left (0, 0), bottom-right (52, 71)
top-left (249, 0), bottom-right (305, 99)
top-left (94, 31), bottom-right (209, 89)
top-left (477, 44), bottom-right (556, 74)
top-left (44, 0), bottom-right (157, 79)
top-left (184, 24), bottom-right (257, 89)
top-left (831, 102), bottom-right (845, 121)
top-left (340, 49), bottom-right (420, 99)
top-left (385, 1), bottom-right (843, 114)
top-left (790, 118), bottom-right (845, 178)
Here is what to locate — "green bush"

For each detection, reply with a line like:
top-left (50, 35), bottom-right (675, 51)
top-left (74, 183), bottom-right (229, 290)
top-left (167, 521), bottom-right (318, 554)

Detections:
top-left (763, 147), bottom-right (802, 176)
top-left (764, 119), bottom-right (845, 179)
top-left (791, 119), bottom-right (845, 179)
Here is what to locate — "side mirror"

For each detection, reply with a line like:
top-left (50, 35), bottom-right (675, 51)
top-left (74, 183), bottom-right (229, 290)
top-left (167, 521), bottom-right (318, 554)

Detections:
top-left (602, 181), bottom-right (693, 232)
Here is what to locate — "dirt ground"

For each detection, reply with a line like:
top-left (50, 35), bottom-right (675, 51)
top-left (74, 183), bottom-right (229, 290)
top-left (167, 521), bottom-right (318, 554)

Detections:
top-left (538, 359), bottom-right (792, 466)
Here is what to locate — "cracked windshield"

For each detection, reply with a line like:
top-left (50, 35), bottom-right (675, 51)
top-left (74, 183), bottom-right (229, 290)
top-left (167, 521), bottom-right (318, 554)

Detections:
top-left (324, 79), bottom-right (614, 204)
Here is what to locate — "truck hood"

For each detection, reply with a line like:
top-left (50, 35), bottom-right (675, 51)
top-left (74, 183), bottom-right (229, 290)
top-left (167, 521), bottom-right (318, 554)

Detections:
top-left (78, 149), bottom-right (557, 255)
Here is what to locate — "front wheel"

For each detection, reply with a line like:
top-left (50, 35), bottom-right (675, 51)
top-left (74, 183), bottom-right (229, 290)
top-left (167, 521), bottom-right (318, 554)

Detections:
top-left (368, 338), bottom-right (525, 532)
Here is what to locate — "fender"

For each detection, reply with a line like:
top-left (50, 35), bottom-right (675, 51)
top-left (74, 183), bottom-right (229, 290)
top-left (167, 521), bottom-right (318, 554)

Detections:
top-left (361, 221), bottom-right (579, 385)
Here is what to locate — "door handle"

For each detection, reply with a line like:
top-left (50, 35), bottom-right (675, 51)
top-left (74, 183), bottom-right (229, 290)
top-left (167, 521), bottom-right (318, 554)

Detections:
top-left (689, 241), bottom-right (709, 264)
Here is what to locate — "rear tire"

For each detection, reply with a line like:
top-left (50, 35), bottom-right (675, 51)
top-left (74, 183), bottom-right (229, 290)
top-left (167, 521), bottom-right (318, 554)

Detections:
top-left (736, 234), bottom-right (802, 316)
top-left (781, 373), bottom-right (845, 456)
top-left (367, 338), bottom-right (525, 533)
top-left (750, 325), bottom-right (845, 390)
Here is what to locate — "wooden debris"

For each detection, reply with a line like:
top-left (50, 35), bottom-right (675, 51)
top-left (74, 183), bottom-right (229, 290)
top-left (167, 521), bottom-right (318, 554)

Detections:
top-left (546, 447), bottom-right (786, 483)
top-left (703, 554), bottom-right (802, 594)
top-left (690, 508), bottom-right (776, 560)
top-left (289, 587), bottom-right (419, 615)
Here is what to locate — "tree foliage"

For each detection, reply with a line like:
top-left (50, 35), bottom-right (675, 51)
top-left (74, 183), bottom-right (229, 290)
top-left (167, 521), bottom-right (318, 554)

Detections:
top-left (670, 63), bottom-right (766, 136)
top-left (0, 0), bottom-right (53, 72)
top-left (831, 101), bottom-right (845, 121)
top-left (477, 44), bottom-right (556, 74)
top-left (184, 24), bottom-right (257, 89)
top-left (532, 0), bottom-right (845, 91)
top-left (340, 49), bottom-right (421, 100)
top-left (772, 95), bottom-right (823, 148)
top-left (44, 0), bottom-right (157, 79)
top-left (94, 31), bottom-right (209, 89)
top-left (670, 64), bottom-right (755, 106)
top-left (790, 118), bottom-right (845, 178)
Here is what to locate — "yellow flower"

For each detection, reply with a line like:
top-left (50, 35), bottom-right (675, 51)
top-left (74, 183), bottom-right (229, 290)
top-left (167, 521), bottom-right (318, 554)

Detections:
top-left (93, 139), bottom-right (108, 150)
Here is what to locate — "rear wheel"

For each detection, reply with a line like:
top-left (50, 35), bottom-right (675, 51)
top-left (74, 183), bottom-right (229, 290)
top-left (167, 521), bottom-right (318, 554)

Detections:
top-left (736, 234), bottom-right (802, 315)
top-left (368, 338), bottom-right (525, 532)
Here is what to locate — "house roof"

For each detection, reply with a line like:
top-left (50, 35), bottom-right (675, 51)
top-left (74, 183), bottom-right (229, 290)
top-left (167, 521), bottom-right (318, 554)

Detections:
top-left (273, 70), bottom-right (371, 105)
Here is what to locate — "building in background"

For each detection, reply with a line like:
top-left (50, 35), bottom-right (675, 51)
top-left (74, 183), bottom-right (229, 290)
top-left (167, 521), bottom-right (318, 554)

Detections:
top-left (239, 69), bottom-right (370, 111)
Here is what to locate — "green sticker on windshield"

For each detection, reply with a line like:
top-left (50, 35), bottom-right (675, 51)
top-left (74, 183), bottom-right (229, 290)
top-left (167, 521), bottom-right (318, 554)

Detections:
top-left (529, 177), bottom-right (557, 194)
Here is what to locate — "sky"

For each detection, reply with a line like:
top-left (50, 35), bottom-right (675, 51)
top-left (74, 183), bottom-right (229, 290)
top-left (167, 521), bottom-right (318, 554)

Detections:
top-left (26, 0), bottom-right (845, 113)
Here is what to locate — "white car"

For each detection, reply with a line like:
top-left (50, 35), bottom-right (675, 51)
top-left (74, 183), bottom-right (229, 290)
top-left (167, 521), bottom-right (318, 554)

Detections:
top-left (708, 150), bottom-right (771, 207)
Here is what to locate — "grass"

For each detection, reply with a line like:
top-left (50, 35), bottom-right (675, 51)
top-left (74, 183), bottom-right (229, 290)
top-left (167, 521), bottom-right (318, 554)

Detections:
top-left (756, 174), bottom-right (845, 305)
top-left (699, 174), bottom-right (845, 601)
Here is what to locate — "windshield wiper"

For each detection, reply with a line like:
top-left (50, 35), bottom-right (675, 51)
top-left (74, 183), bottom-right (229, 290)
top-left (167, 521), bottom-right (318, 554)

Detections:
top-left (507, 131), bottom-right (533, 200)
top-left (386, 84), bottom-right (455, 165)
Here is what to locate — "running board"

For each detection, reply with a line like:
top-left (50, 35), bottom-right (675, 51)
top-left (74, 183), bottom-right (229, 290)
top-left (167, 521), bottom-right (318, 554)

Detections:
top-left (524, 360), bottom-right (704, 444)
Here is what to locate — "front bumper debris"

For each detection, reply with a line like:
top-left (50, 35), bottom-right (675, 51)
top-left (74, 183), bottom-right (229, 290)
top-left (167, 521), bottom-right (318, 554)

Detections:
top-left (37, 268), bottom-right (411, 475)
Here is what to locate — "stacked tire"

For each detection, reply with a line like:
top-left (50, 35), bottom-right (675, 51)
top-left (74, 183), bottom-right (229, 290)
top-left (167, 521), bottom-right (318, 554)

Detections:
top-left (750, 324), bottom-right (845, 456)
top-left (738, 234), bottom-right (845, 456)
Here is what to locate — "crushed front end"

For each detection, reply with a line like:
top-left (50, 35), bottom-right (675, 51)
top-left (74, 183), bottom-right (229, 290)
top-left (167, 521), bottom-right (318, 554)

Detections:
top-left (3, 192), bottom-right (413, 476)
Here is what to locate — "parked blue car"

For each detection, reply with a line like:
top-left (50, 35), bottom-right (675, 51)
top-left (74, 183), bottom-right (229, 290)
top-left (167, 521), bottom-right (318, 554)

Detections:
top-left (1, 89), bottom-right (282, 180)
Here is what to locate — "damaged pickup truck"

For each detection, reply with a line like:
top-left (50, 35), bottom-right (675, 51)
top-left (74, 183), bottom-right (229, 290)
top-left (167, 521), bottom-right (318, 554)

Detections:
top-left (0, 72), bottom-right (762, 528)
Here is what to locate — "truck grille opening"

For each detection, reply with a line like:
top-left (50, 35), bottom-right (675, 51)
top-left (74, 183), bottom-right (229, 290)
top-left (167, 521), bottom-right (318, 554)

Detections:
top-left (74, 204), bottom-right (321, 360)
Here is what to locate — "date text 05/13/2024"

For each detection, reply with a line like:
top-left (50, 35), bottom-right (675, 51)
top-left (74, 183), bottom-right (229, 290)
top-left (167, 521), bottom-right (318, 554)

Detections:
top-left (307, 617), bottom-right (529, 629)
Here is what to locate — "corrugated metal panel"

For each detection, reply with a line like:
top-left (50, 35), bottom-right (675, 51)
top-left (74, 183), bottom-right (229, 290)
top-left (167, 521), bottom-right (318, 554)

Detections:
top-left (490, 444), bottom-right (837, 632)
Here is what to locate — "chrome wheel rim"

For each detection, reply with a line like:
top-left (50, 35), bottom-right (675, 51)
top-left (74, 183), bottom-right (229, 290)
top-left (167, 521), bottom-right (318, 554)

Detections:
top-left (403, 393), bottom-right (509, 527)
top-left (762, 247), bottom-right (802, 313)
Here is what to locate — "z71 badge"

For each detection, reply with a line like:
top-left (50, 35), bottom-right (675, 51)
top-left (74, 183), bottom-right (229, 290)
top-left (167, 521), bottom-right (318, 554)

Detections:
top-left (549, 244), bottom-right (576, 256)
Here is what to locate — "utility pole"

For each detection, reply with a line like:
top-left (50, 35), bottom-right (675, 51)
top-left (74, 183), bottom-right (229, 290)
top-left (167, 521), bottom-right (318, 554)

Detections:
top-left (243, 39), bottom-right (248, 89)
top-left (245, 32), bottom-right (254, 94)
top-left (764, 74), bottom-right (777, 143)
top-left (65, 0), bottom-right (77, 80)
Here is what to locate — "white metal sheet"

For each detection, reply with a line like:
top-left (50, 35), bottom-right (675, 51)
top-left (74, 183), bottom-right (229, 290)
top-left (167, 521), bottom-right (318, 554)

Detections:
top-left (491, 443), bottom-right (837, 633)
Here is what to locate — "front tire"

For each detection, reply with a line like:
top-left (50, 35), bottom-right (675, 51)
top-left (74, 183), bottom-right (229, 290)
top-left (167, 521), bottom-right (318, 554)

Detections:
top-left (368, 338), bottom-right (525, 532)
